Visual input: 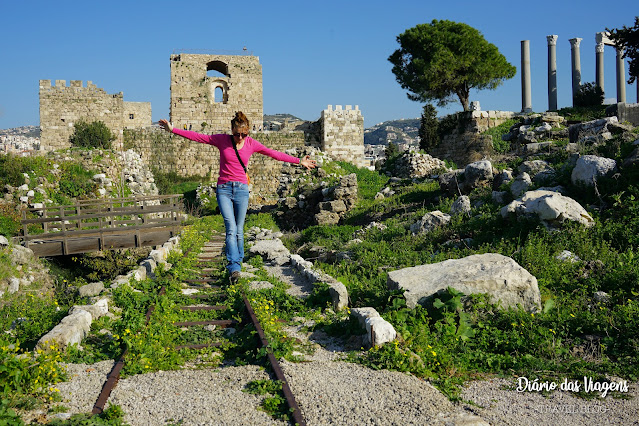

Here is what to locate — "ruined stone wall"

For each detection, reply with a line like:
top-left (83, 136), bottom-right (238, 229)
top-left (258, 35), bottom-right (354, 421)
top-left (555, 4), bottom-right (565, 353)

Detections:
top-left (170, 54), bottom-right (263, 134)
top-left (430, 132), bottom-right (494, 168)
top-left (39, 80), bottom-right (152, 151)
top-left (321, 105), bottom-right (365, 167)
top-left (123, 102), bottom-right (152, 129)
top-left (615, 102), bottom-right (639, 126)
top-left (468, 110), bottom-right (517, 133)
top-left (123, 129), bottom-right (305, 202)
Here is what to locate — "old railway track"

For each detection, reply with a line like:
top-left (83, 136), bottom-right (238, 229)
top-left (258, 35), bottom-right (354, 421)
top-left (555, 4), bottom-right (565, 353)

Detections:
top-left (90, 233), bottom-right (306, 425)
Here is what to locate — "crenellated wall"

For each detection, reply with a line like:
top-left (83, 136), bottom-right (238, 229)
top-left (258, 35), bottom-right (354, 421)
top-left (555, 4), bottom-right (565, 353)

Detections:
top-left (39, 80), bottom-right (151, 151)
top-left (321, 105), bottom-right (365, 167)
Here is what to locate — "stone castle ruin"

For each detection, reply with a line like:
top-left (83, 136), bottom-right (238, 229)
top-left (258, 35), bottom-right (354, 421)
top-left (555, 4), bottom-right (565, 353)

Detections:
top-left (169, 54), bottom-right (263, 133)
top-left (38, 52), bottom-right (365, 200)
top-left (39, 80), bottom-right (151, 151)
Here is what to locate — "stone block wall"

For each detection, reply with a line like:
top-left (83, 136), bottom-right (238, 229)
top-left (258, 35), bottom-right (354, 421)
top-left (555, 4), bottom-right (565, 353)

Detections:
top-left (469, 110), bottom-right (517, 133)
top-left (123, 102), bottom-right (152, 129)
top-left (123, 129), bottom-right (306, 202)
top-left (39, 80), bottom-right (152, 151)
top-left (616, 102), bottom-right (639, 126)
top-left (430, 133), bottom-right (493, 168)
top-left (321, 105), bottom-right (365, 167)
top-left (170, 54), bottom-right (263, 134)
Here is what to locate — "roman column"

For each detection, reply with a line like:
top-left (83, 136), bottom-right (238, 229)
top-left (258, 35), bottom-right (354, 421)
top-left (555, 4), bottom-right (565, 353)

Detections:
top-left (569, 38), bottom-right (583, 106)
top-left (547, 35), bottom-right (558, 111)
top-left (616, 47), bottom-right (626, 102)
top-left (596, 43), bottom-right (605, 93)
top-left (521, 40), bottom-right (532, 113)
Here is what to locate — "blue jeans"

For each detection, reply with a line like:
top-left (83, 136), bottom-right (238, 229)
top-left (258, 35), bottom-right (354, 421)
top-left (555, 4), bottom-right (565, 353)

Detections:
top-left (216, 182), bottom-right (250, 273)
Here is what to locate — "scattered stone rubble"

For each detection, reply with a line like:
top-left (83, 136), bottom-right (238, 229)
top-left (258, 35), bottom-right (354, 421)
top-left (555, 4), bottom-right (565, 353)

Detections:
top-left (390, 151), bottom-right (450, 179)
top-left (36, 236), bottom-right (181, 351)
top-left (275, 172), bottom-right (359, 228)
top-left (0, 237), bottom-right (52, 298)
top-left (246, 226), bottom-right (396, 347)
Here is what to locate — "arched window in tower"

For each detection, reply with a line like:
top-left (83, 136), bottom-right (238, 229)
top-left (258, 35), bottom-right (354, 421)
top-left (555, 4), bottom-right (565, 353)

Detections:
top-left (214, 87), bottom-right (224, 103)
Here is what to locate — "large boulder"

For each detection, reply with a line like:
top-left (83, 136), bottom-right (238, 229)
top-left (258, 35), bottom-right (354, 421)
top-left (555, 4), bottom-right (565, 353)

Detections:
top-left (249, 239), bottom-right (291, 265)
top-left (568, 116), bottom-right (618, 144)
top-left (510, 173), bottom-right (532, 198)
top-left (387, 253), bottom-right (541, 312)
top-left (410, 211), bottom-right (451, 235)
top-left (571, 155), bottom-right (617, 187)
top-left (461, 160), bottom-right (493, 193)
top-left (36, 310), bottom-right (92, 350)
top-left (501, 190), bottom-right (594, 228)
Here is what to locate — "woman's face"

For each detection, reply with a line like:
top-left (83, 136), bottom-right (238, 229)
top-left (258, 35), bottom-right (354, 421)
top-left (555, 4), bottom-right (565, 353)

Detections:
top-left (232, 127), bottom-right (248, 143)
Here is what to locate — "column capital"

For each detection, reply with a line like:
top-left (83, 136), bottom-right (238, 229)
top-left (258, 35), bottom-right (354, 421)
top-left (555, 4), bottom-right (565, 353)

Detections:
top-left (546, 35), bottom-right (558, 46)
top-left (596, 43), bottom-right (605, 53)
top-left (569, 38), bottom-right (583, 48)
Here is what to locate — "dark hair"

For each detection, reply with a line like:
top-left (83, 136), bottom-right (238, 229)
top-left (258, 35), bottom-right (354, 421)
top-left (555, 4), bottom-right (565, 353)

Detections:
top-left (231, 111), bottom-right (249, 130)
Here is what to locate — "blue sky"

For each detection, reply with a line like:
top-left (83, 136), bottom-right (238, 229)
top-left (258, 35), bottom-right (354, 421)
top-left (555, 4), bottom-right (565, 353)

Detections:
top-left (0, 0), bottom-right (636, 129)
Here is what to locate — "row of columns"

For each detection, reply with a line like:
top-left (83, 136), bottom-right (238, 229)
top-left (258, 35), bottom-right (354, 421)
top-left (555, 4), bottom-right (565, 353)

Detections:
top-left (520, 33), bottom-right (636, 112)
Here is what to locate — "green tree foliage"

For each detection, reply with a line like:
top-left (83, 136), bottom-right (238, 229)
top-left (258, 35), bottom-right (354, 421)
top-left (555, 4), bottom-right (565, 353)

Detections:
top-left (418, 104), bottom-right (439, 151)
top-left (385, 141), bottom-right (399, 160)
top-left (574, 82), bottom-right (605, 107)
top-left (607, 16), bottom-right (639, 84)
top-left (69, 120), bottom-right (115, 149)
top-left (388, 20), bottom-right (516, 111)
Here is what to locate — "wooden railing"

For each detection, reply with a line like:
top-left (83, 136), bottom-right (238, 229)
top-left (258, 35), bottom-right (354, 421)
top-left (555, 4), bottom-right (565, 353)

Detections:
top-left (19, 195), bottom-right (184, 257)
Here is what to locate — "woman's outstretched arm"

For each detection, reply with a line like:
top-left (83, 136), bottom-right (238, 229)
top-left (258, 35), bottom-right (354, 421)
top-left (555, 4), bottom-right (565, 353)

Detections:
top-left (158, 119), bottom-right (217, 145)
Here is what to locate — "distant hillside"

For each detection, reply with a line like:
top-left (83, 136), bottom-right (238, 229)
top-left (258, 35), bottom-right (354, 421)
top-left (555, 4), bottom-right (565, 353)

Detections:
top-left (0, 126), bottom-right (40, 138)
top-left (263, 113), bottom-right (305, 123)
top-left (364, 118), bottom-right (420, 146)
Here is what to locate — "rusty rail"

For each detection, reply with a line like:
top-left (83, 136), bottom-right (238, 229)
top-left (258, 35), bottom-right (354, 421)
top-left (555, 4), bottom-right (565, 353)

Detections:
top-left (90, 233), bottom-right (307, 425)
top-left (242, 294), bottom-right (307, 426)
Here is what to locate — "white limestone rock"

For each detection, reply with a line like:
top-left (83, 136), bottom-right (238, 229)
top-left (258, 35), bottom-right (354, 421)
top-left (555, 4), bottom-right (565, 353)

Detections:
top-left (78, 281), bottom-right (104, 298)
top-left (501, 190), bottom-right (594, 228)
top-left (410, 210), bottom-right (451, 235)
top-left (387, 253), bottom-right (541, 312)
top-left (249, 239), bottom-right (291, 265)
top-left (571, 155), bottom-right (617, 187)
top-left (510, 173), bottom-right (532, 198)
top-left (450, 196), bottom-right (471, 217)
top-left (36, 310), bottom-right (92, 350)
top-left (365, 316), bottom-right (397, 347)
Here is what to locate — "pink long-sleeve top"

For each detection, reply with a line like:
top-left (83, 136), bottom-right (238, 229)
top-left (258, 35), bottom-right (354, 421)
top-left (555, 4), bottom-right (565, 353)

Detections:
top-left (171, 128), bottom-right (300, 185)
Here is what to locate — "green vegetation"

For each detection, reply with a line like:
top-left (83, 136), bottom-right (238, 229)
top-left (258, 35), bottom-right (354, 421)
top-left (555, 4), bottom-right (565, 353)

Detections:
top-left (574, 82), bottom-right (604, 107)
top-left (69, 120), bottom-right (115, 150)
top-left (243, 380), bottom-right (290, 421)
top-left (483, 118), bottom-right (518, 154)
top-left (418, 104), bottom-right (439, 151)
top-left (389, 20), bottom-right (516, 111)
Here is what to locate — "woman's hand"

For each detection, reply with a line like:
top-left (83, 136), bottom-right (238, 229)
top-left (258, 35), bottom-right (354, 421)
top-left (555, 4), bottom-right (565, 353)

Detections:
top-left (158, 119), bottom-right (173, 132)
top-left (300, 155), bottom-right (317, 170)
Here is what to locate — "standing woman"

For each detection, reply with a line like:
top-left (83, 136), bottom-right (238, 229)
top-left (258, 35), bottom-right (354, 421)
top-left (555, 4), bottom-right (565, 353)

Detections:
top-left (159, 112), bottom-right (316, 283)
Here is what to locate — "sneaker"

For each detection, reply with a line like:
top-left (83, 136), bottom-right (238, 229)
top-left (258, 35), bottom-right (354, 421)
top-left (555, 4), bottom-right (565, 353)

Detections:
top-left (230, 271), bottom-right (241, 284)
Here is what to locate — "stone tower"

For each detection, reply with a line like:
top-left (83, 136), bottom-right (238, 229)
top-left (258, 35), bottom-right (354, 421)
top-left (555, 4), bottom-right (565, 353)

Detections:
top-left (39, 80), bottom-right (151, 151)
top-left (169, 53), bottom-right (263, 133)
top-left (321, 105), bottom-right (365, 167)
